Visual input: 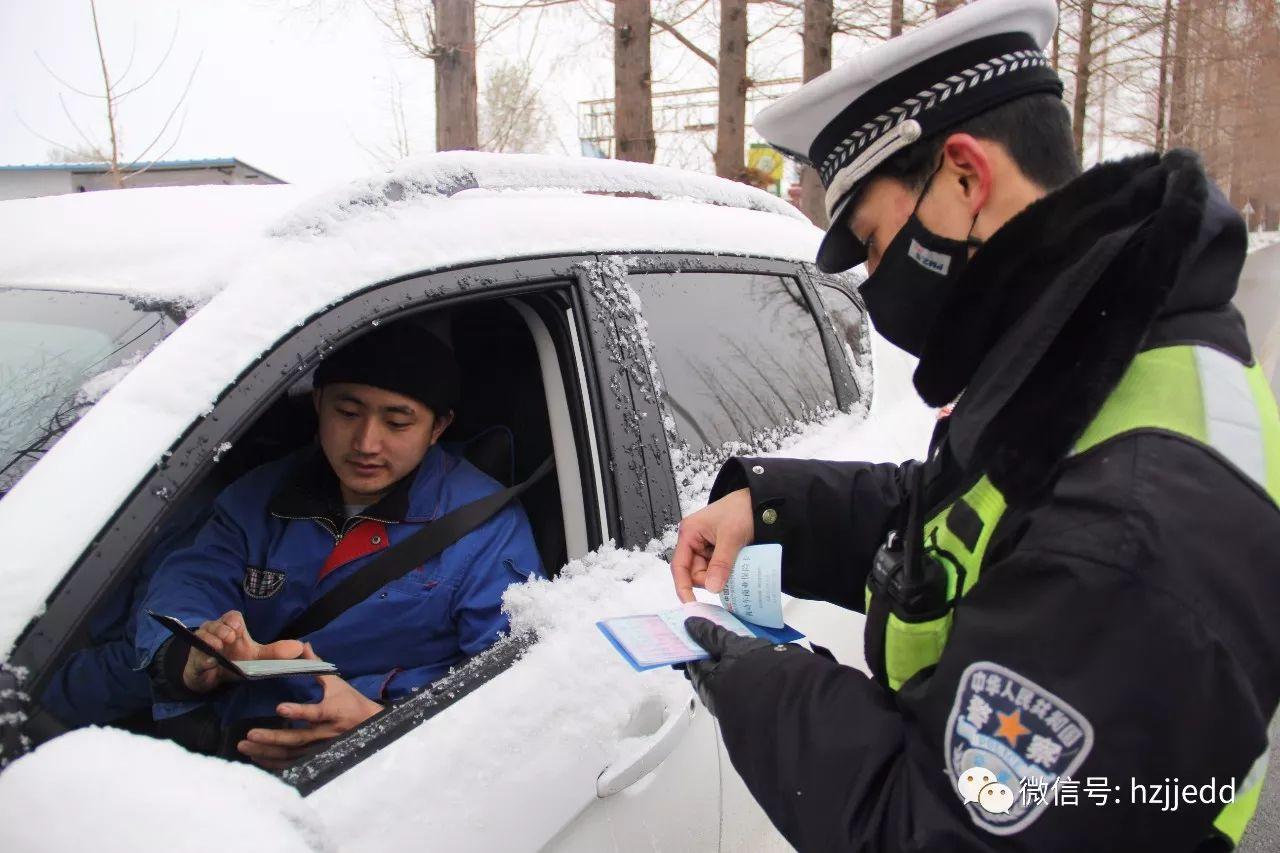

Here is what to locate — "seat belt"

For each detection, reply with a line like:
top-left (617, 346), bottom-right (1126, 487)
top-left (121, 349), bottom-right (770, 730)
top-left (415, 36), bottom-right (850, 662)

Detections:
top-left (281, 454), bottom-right (555, 639)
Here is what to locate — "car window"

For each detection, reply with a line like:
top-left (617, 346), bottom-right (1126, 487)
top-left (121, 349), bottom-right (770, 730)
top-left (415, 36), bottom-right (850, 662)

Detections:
top-left (816, 283), bottom-right (864, 358)
top-left (17, 263), bottom-right (615, 789)
top-left (627, 272), bottom-right (837, 455)
top-left (0, 288), bottom-right (179, 497)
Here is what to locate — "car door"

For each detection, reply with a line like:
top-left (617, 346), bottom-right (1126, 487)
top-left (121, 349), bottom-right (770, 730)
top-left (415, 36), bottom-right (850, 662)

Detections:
top-left (7, 255), bottom-right (720, 851)
top-left (617, 254), bottom-right (935, 850)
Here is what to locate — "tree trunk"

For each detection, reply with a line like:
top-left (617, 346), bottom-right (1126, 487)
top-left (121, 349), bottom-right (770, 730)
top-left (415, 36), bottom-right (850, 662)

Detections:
top-left (1155, 0), bottom-right (1173, 151)
top-left (1071, 0), bottom-right (1095, 164)
top-left (715, 0), bottom-right (748, 180)
top-left (434, 0), bottom-right (478, 151)
top-left (936, 0), bottom-right (961, 16)
top-left (1051, 0), bottom-right (1061, 72)
top-left (1095, 43), bottom-right (1107, 164)
top-left (801, 0), bottom-right (834, 225)
top-left (614, 0), bottom-right (656, 163)
top-left (1169, 0), bottom-right (1192, 148)
top-left (889, 0), bottom-right (903, 37)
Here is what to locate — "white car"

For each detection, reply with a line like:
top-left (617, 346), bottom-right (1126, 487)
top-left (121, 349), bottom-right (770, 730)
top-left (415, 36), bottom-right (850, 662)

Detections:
top-left (0, 152), bottom-right (934, 851)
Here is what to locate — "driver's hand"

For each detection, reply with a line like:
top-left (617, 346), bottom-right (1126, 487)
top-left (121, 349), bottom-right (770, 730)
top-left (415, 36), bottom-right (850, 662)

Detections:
top-left (670, 488), bottom-right (754, 603)
top-left (181, 609), bottom-right (305, 693)
top-left (238, 645), bottom-right (383, 770)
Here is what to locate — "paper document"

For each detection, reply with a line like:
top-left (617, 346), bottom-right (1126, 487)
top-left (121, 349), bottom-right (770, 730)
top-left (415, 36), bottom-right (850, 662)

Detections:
top-left (718, 543), bottom-right (784, 629)
top-left (148, 611), bottom-right (338, 681)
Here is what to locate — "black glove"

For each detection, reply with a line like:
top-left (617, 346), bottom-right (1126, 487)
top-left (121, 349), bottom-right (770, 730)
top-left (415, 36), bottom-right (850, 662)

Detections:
top-left (682, 616), bottom-right (807, 717)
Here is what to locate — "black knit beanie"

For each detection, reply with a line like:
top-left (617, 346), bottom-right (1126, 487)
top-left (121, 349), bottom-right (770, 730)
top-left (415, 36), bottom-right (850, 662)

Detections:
top-left (314, 323), bottom-right (459, 415)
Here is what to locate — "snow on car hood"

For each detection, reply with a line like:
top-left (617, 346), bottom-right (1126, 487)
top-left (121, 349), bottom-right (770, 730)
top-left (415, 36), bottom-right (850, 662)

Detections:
top-left (0, 727), bottom-right (333, 852)
top-left (0, 153), bottom-right (823, 656)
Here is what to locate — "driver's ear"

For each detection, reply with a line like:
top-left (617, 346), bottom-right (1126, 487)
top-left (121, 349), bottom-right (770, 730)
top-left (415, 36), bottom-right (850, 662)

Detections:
top-left (312, 387), bottom-right (323, 416)
top-left (431, 410), bottom-right (455, 443)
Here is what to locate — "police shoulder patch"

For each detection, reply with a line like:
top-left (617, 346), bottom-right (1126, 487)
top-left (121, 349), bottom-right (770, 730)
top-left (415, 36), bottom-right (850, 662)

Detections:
top-left (243, 565), bottom-right (286, 600)
top-left (944, 661), bottom-right (1094, 836)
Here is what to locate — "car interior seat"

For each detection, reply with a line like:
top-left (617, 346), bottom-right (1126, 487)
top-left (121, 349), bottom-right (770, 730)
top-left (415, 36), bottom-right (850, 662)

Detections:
top-left (447, 301), bottom-right (566, 577)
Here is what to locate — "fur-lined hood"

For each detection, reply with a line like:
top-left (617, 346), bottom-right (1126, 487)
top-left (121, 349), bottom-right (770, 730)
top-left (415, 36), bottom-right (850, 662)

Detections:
top-left (915, 149), bottom-right (1250, 502)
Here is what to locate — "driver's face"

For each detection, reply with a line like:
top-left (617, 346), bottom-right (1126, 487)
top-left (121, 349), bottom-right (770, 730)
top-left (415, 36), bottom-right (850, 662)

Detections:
top-left (314, 383), bottom-right (452, 505)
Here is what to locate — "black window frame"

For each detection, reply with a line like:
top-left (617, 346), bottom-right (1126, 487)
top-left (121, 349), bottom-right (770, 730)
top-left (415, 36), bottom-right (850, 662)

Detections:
top-left (7, 250), bottom-right (862, 790)
top-left (10, 255), bottom-right (639, 750)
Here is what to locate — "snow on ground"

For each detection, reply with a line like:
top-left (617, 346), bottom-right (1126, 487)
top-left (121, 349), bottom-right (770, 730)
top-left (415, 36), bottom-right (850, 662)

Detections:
top-left (0, 727), bottom-right (333, 853)
top-left (1249, 230), bottom-right (1280, 254)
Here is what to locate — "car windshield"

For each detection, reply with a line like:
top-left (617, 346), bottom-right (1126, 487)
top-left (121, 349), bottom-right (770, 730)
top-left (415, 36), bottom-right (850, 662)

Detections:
top-left (0, 288), bottom-right (182, 498)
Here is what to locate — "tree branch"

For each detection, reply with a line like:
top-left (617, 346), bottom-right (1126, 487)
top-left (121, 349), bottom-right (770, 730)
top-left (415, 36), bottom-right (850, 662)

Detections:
top-left (653, 17), bottom-right (717, 68)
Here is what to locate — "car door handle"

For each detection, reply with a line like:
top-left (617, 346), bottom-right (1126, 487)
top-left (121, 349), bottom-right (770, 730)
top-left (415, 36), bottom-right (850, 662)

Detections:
top-left (596, 696), bottom-right (696, 798)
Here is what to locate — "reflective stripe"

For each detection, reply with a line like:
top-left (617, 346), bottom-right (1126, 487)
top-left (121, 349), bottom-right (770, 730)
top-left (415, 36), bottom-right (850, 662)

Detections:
top-left (1214, 749), bottom-right (1269, 844)
top-left (1196, 346), bottom-right (1270, 492)
top-left (1072, 344), bottom-right (1280, 510)
top-left (1244, 362), bottom-right (1280, 503)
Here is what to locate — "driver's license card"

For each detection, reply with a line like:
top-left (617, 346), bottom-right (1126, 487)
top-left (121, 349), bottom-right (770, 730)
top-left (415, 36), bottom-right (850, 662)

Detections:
top-left (597, 601), bottom-right (803, 671)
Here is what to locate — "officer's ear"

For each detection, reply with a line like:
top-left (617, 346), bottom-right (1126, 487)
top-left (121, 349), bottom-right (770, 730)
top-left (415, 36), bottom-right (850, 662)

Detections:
top-left (939, 133), bottom-right (992, 217)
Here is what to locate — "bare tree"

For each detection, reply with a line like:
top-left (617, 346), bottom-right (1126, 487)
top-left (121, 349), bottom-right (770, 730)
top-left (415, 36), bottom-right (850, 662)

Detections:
top-left (22, 1), bottom-right (199, 187)
top-left (353, 75), bottom-right (419, 167)
top-left (479, 59), bottom-right (556, 152)
top-left (936, 0), bottom-right (962, 16)
top-left (889, 0), bottom-right (904, 37)
top-left (1154, 0), bottom-right (1174, 150)
top-left (369, 0), bottom-right (479, 150)
top-left (714, 0), bottom-right (749, 178)
top-left (615, 0), bottom-right (658, 162)
top-left (1071, 0), bottom-right (1096, 162)
top-left (799, 0), bottom-right (833, 225)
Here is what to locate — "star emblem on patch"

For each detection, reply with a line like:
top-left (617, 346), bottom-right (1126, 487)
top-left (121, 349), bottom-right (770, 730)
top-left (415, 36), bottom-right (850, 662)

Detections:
top-left (944, 661), bottom-right (1095, 836)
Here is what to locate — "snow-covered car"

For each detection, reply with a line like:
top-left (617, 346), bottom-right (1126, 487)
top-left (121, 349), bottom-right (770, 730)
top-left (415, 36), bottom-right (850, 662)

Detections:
top-left (0, 152), bottom-right (933, 851)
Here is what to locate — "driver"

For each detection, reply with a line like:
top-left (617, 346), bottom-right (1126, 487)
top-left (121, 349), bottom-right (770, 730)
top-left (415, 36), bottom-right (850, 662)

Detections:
top-left (136, 323), bottom-right (543, 767)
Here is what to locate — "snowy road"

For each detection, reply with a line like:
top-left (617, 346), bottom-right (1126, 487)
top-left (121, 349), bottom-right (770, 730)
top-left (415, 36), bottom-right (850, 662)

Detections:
top-left (1235, 243), bottom-right (1280, 398)
top-left (1234, 241), bottom-right (1279, 852)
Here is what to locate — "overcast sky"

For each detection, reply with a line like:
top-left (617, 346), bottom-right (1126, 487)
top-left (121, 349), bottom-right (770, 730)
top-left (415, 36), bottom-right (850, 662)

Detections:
top-left (0, 0), bottom-right (627, 186)
top-left (1, 1), bottom-right (1139, 191)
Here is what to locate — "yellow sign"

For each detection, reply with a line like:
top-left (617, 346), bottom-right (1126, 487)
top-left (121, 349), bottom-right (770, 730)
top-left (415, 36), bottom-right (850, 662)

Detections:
top-left (748, 144), bottom-right (785, 185)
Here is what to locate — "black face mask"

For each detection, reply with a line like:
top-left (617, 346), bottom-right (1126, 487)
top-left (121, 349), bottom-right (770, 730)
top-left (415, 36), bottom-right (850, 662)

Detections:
top-left (859, 172), bottom-right (983, 357)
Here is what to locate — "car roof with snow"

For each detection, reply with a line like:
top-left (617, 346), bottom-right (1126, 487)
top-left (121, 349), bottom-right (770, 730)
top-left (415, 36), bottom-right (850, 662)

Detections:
top-left (0, 151), bottom-right (821, 306)
top-left (0, 152), bottom-right (828, 653)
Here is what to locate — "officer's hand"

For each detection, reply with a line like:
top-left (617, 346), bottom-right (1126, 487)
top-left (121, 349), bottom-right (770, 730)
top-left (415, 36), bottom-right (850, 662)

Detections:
top-left (181, 610), bottom-right (306, 693)
top-left (238, 645), bottom-right (383, 770)
top-left (682, 616), bottom-right (806, 717)
top-left (671, 487), bottom-right (753, 602)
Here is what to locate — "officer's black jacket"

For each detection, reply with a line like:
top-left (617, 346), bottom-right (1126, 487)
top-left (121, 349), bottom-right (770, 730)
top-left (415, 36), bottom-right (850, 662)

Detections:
top-left (706, 151), bottom-right (1280, 852)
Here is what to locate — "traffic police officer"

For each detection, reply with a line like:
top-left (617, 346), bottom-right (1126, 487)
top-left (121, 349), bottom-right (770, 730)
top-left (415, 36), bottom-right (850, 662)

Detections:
top-left (670, 0), bottom-right (1280, 849)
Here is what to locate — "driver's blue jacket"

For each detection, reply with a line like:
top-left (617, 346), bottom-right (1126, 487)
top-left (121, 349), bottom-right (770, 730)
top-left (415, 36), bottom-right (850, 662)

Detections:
top-left (135, 442), bottom-right (542, 723)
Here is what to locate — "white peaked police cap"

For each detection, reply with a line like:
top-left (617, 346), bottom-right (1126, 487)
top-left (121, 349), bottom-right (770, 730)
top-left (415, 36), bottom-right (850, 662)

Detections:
top-left (755, 0), bottom-right (1062, 273)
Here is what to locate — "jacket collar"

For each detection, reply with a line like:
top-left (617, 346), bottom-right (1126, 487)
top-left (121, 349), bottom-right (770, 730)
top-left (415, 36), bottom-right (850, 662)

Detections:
top-left (269, 443), bottom-right (449, 533)
top-left (914, 149), bottom-right (1248, 503)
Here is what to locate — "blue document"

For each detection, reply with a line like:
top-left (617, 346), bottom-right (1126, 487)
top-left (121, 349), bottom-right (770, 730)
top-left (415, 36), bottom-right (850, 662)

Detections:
top-left (598, 601), bottom-right (805, 672)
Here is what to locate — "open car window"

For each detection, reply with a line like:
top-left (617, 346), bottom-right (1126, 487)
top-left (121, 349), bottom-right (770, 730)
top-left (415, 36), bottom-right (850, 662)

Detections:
top-left (16, 259), bottom-right (630, 790)
top-left (0, 288), bottom-right (180, 498)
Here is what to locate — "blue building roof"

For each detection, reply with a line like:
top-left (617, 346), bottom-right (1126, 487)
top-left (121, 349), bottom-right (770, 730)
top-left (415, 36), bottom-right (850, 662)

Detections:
top-left (0, 157), bottom-right (283, 182)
